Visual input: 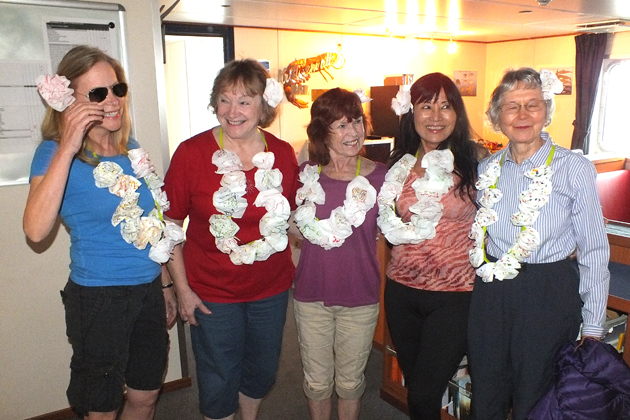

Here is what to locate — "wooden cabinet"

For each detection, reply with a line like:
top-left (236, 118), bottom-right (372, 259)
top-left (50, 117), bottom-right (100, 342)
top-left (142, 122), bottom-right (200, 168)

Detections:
top-left (372, 234), bottom-right (390, 352)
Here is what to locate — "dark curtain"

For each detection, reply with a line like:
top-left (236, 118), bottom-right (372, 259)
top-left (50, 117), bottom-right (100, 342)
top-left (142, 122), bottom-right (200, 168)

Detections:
top-left (571, 33), bottom-right (608, 153)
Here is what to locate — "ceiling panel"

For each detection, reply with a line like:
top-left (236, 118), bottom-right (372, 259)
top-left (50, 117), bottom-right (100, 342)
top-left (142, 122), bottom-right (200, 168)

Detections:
top-left (161, 0), bottom-right (630, 43)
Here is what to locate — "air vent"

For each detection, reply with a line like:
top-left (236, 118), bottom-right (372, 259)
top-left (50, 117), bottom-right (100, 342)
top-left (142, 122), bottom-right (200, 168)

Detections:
top-left (575, 19), bottom-right (630, 33)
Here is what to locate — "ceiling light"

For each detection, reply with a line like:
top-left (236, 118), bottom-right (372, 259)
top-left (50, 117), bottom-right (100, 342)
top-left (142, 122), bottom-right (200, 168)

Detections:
top-left (447, 37), bottom-right (458, 54)
top-left (424, 37), bottom-right (436, 54)
top-left (536, 0), bottom-right (552, 5)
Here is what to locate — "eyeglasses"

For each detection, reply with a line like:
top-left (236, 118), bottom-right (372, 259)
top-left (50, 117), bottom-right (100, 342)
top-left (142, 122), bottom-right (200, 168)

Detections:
top-left (499, 99), bottom-right (545, 115)
top-left (81, 82), bottom-right (128, 103)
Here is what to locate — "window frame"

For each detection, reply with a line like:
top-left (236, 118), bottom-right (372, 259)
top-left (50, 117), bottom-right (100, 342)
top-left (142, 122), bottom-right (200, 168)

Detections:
top-left (589, 58), bottom-right (630, 154)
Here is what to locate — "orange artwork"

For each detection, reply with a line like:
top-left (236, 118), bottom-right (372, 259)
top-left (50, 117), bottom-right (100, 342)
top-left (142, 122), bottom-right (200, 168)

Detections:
top-left (281, 46), bottom-right (345, 109)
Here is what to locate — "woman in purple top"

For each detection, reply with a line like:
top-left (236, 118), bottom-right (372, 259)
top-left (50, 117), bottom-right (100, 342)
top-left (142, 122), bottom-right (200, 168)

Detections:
top-left (292, 88), bottom-right (387, 420)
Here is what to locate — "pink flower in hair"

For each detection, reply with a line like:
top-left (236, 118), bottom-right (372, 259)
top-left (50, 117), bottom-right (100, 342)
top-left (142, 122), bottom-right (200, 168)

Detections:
top-left (36, 74), bottom-right (76, 112)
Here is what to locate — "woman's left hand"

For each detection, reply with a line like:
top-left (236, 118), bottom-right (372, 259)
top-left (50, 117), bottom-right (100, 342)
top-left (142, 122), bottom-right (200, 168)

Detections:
top-left (162, 265), bottom-right (177, 328)
top-left (163, 286), bottom-right (177, 328)
top-left (577, 335), bottom-right (601, 348)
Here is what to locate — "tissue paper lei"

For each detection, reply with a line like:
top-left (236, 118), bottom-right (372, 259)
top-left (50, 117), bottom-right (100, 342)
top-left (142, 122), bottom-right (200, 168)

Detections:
top-left (93, 148), bottom-right (185, 263)
top-left (468, 144), bottom-right (555, 282)
top-left (209, 128), bottom-right (290, 265)
top-left (294, 158), bottom-right (377, 250)
top-left (377, 149), bottom-right (455, 245)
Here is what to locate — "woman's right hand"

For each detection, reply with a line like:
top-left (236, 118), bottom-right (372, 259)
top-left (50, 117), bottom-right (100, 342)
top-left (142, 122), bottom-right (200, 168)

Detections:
top-left (58, 101), bottom-right (105, 155)
top-left (164, 232), bottom-right (212, 326)
top-left (176, 285), bottom-right (211, 326)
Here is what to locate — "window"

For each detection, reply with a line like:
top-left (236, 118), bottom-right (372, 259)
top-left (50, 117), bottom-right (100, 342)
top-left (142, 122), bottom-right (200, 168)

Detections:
top-left (590, 59), bottom-right (630, 154)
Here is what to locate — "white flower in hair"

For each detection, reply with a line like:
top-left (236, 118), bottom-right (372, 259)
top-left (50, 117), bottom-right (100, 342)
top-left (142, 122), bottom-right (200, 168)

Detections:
top-left (391, 89), bottom-right (412, 116)
top-left (354, 89), bottom-right (372, 103)
top-left (263, 78), bottom-right (284, 107)
top-left (539, 69), bottom-right (564, 100)
top-left (36, 74), bottom-right (76, 112)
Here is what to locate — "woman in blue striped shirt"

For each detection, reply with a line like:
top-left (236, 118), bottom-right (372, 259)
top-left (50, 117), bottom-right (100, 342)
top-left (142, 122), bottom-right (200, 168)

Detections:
top-left (467, 67), bottom-right (610, 420)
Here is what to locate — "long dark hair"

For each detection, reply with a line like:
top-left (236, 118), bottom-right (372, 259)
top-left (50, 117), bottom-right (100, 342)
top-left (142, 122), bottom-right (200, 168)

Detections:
top-left (389, 72), bottom-right (480, 201)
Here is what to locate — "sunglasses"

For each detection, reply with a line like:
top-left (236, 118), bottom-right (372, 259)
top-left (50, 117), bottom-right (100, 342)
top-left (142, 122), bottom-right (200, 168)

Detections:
top-left (83, 82), bottom-right (128, 103)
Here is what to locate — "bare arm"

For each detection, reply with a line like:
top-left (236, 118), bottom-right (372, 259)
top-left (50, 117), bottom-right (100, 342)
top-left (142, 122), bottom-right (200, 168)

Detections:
top-left (164, 216), bottom-right (211, 325)
top-left (23, 102), bottom-right (105, 241)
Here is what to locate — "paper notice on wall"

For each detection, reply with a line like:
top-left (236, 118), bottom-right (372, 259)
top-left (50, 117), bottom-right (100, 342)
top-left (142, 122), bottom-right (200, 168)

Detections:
top-left (45, 21), bottom-right (119, 74)
top-left (0, 60), bottom-right (47, 186)
top-left (0, 19), bottom-right (119, 186)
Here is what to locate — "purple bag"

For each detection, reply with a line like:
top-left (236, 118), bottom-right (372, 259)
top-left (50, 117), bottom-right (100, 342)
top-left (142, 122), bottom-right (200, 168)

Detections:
top-left (526, 339), bottom-right (630, 420)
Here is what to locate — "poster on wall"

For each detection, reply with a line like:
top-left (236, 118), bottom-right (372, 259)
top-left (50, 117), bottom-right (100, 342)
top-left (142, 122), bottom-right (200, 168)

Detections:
top-left (453, 71), bottom-right (477, 97)
top-left (541, 67), bottom-right (573, 95)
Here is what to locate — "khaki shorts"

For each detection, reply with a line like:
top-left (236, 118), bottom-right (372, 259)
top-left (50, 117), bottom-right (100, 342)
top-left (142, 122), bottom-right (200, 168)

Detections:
top-left (293, 300), bottom-right (379, 400)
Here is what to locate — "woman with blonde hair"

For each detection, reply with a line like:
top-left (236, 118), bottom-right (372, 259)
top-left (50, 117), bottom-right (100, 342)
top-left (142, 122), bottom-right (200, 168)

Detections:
top-left (24, 45), bottom-right (178, 420)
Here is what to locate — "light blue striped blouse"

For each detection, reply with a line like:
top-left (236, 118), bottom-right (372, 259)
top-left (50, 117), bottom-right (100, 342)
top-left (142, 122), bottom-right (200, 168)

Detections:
top-left (478, 132), bottom-right (610, 337)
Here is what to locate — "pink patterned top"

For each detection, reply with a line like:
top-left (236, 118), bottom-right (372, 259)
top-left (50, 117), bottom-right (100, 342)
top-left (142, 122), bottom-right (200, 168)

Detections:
top-left (386, 171), bottom-right (476, 292)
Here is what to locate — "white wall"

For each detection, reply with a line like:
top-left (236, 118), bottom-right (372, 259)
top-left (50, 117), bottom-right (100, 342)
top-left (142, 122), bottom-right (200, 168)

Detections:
top-left (483, 36), bottom-right (577, 148)
top-left (0, 1), bottom-right (181, 419)
top-left (234, 28), bottom-right (488, 154)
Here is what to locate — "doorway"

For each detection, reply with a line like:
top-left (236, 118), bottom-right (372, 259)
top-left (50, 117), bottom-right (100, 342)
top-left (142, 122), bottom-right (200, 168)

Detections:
top-left (163, 23), bottom-right (234, 156)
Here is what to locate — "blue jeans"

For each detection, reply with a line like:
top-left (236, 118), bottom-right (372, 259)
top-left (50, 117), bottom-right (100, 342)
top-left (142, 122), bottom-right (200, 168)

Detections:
top-left (191, 290), bottom-right (288, 419)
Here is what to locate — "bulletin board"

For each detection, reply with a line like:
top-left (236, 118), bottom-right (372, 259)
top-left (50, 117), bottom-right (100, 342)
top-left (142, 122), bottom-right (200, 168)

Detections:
top-left (0, 0), bottom-right (129, 186)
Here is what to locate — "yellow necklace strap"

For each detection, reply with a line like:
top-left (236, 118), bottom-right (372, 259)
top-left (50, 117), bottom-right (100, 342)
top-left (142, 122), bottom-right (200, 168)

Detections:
top-left (259, 129), bottom-right (268, 151)
top-left (546, 144), bottom-right (556, 166)
top-left (319, 157), bottom-right (361, 177)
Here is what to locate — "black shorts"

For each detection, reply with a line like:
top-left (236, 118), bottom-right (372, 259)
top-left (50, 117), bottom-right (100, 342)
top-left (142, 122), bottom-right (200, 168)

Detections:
top-left (61, 276), bottom-right (168, 415)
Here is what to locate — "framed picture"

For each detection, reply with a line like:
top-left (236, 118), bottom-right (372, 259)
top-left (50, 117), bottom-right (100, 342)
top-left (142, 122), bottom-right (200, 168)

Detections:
top-left (453, 71), bottom-right (477, 97)
top-left (543, 67), bottom-right (573, 95)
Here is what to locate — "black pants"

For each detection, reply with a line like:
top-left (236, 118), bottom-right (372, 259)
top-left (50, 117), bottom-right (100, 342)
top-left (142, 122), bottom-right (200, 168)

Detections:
top-left (385, 278), bottom-right (472, 420)
top-left (467, 258), bottom-right (582, 420)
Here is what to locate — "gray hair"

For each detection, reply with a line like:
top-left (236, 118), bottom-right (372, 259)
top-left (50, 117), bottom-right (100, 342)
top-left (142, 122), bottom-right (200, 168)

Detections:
top-left (486, 67), bottom-right (555, 132)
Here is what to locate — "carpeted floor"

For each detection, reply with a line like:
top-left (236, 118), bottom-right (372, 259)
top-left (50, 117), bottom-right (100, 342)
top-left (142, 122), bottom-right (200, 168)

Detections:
top-left (154, 290), bottom-right (409, 420)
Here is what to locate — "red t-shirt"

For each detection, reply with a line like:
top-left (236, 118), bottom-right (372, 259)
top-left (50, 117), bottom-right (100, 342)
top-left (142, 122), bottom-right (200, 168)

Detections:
top-left (164, 129), bottom-right (299, 302)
